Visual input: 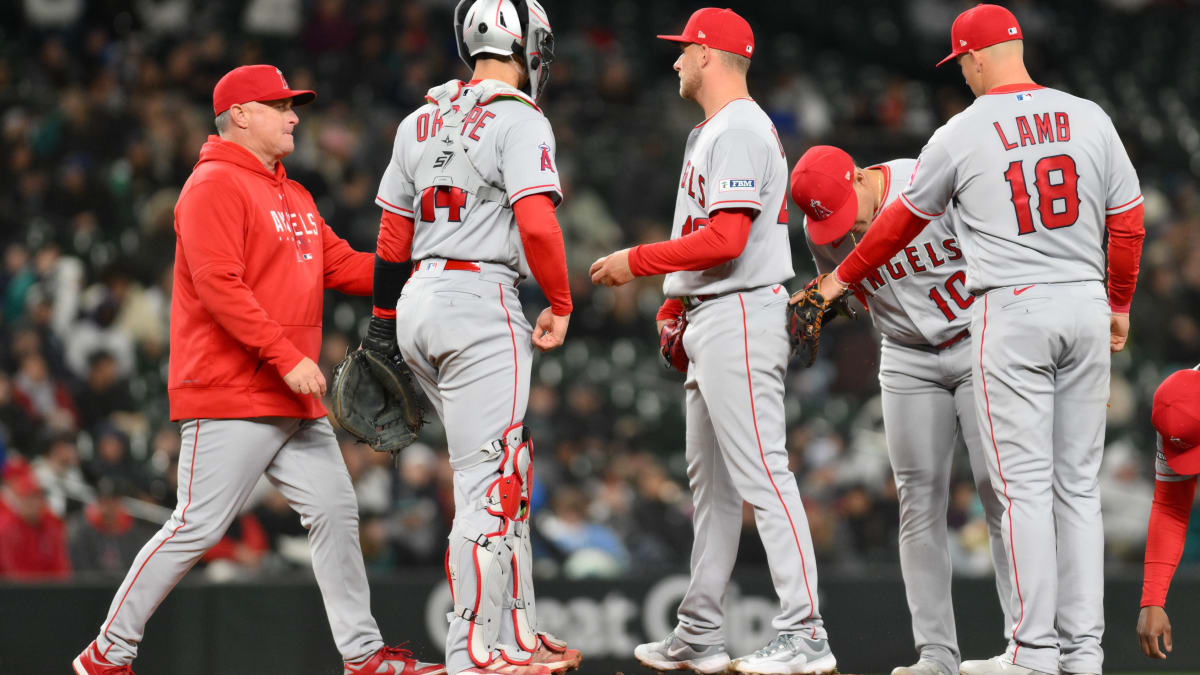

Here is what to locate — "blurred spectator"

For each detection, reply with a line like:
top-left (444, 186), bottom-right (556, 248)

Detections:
top-left (74, 351), bottom-right (139, 434)
top-left (32, 431), bottom-right (90, 516)
top-left (12, 352), bottom-right (78, 433)
top-left (202, 512), bottom-right (269, 580)
top-left (84, 427), bottom-right (146, 497)
top-left (388, 443), bottom-right (449, 567)
top-left (0, 463), bottom-right (71, 580)
top-left (539, 486), bottom-right (629, 578)
top-left (67, 478), bottom-right (156, 574)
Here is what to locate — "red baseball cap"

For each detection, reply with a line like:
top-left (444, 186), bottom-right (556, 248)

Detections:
top-left (1154, 368), bottom-right (1200, 475)
top-left (936, 4), bottom-right (1023, 67)
top-left (212, 65), bottom-right (316, 116)
top-left (791, 146), bottom-right (858, 246)
top-left (657, 8), bottom-right (755, 59)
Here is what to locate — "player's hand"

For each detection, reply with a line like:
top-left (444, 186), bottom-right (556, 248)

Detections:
top-left (284, 357), bottom-right (327, 397)
top-left (1111, 312), bottom-right (1130, 353)
top-left (816, 271), bottom-right (844, 300)
top-left (589, 248), bottom-right (634, 287)
top-left (1137, 605), bottom-right (1172, 659)
top-left (533, 309), bottom-right (569, 352)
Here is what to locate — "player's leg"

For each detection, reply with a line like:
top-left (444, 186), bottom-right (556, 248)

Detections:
top-left (262, 417), bottom-right (385, 662)
top-left (1051, 287), bottom-right (1110, 675)
top-left (412, 276), bottom-right (535, 674)
top-left (674, 370), bottom-right (743, 646)
top-left (971, 291), bottom-right (1059, 674)
top-left (92, 418), bottom-right (287, 665)
top-left (879, 339), bottom-right (959, 675)
top-left (691, 290), bottom-right (827, 643)
top-left (950, 340), bottom-right (1016, 656)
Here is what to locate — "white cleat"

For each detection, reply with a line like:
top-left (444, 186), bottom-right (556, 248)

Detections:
top-left (891, 660), bottom-right (948, 675)
top-left (634, 632), bottom-right (732, 674)
top-left (959, 655), bottom-right (1054, 675)
top-left (730, 634), bottom-right (837, 675)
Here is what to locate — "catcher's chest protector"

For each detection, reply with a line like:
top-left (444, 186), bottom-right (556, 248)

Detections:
top-left (414, 79), bottom-right (521, 208)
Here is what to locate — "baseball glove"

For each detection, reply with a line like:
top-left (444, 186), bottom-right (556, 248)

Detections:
top-left (659, 316), bottom-right (689, 374)
top-left (788, 274), bottom-right (857, 368)
top-left (329, 347), bottom-right (426, 453)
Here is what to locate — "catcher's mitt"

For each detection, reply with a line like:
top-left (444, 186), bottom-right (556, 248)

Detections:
top-left (329, 348), bottom-right (426, 453)
top-left (788, 274), bottom-right (856, 368)
top-left (659, 316), bottom-right (689, 374)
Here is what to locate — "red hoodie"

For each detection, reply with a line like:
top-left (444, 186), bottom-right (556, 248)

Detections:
top-left (169, 135), bottom-right (372, 420)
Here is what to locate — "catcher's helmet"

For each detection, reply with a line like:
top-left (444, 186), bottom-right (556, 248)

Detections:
top-left (453, 0), bottom-right (555, 101)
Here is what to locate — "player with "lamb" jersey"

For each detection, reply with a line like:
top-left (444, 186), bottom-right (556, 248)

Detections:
top-left (813, 5), bottom-right (1145, 675)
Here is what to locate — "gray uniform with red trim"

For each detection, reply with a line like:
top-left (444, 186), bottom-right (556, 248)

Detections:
top-left (900, 84), bottom-right (1142, 673)
top-left (663, 98), bottom-right (829, 645)
top-left (808, 159), bottom-right (1012, 674)
top-left (376, 79), bottom-right (562, 675)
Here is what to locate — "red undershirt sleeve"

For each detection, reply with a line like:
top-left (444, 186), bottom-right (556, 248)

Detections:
top-left (834, 198), bottom-right (931, 286)
top-left (1141, 476), bottom-right (1197, 607)
top-left (628, 209), bottom-right (755, 276)
top-left (513, 193), bottom-right (572, 316)
top-left (1105, 203), bottom-right (1145, 314)
top-left (656, 298), bottom-right (684, 322)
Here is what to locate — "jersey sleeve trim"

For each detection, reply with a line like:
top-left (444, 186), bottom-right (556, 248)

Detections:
top-left (708, 198), bottom-right (762, 210)
top-left (376, 195), bottom-right (414, 216)
top-left (899, 193), bottom-right (944, 219)
top-left (510, 184), bottom-right (561, 202)
top-left (1106, 194), bottom-right (1144, 214)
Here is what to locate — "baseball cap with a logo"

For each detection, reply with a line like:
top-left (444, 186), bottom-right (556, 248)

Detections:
top-left (657, 7), bottom-right (755, 59)
top-left (936, 3), bottom-right (1023, 67)
top-left (1153, 367), bottom-right (1200, 475)
top-left (212, 64), bottom-right (316, 116)
top-left (790, 146), bottom-right (858, 246)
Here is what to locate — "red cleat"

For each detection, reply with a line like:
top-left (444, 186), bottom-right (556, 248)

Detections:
top-left (529, 634), bottom-right (581, 674)
top-left (344, 645), bottom-right (447, 675)
top-left (72, 642), bottom-right (134, 675)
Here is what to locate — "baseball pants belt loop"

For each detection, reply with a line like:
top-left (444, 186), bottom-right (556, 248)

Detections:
top-left (934, 328), bottom-right (970, 350)
top-left (412, 259), bottom-right (483, 273)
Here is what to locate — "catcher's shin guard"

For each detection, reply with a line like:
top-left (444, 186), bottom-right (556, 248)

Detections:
top-left (450, 423), bottom-right (536, 667)
top-left (448, 513), bottom-right (515, 667)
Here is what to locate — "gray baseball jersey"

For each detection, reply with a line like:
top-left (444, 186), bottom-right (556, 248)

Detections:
top-left (376, 81), bottom-right (562, 272)
top-left (898, 84), bottom-right (1140, 674)
top-left (663, 98), bottom-right (792, 297)
top-left (806, 159), bottom-right (1011, 672)
top-left (808, 159), bottom-right (971, 347)
top-left (901, 86), bottom-right (1142, 295)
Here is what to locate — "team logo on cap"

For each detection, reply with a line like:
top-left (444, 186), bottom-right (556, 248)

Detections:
top-left (809, 199), bottom-right (834, 219)
top-left (1008, 27), bottom-right (1018, 35)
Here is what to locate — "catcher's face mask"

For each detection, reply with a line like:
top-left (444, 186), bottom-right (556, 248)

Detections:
top-left (519, 0), bottom-right (554, 101)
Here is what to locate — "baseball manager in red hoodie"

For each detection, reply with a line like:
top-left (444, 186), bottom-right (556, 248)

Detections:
top-left (72, 65), bottom-right (446, 675)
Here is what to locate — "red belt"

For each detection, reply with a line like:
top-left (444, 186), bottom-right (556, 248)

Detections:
top-left (413, 259), bottom-right (481, 273)
top-left (935, 328), bottom-right (970, 350)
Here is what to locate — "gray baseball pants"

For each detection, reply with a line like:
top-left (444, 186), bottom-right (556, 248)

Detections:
top-left (971, 281), bottom-right (1110, 674)
top-left (93, 416), bottom-right (383, 666)
top-left (880, 335), bottom-right (1014, 675)
top-left (674, 285), bottom-right (827, 646)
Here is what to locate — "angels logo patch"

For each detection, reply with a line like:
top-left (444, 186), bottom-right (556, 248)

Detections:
top-left (539, 143), bottom-right (555, 172)
top-left (809, 199), bottom-right (834, 219)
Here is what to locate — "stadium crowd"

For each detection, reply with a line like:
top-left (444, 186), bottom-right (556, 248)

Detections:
top-left (1, 0), bottom-right (1198, 583)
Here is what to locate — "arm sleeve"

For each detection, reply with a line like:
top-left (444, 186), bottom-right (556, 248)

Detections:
top-left (1105, 204), bottom-right (1145, 313)
top-left (834, 199), bottom-right (931, 286)
top-left (375, 115), bottom-right (418, 217)
top-left (1105, 122), bottom-right (1144, 216)
top-left (628, 209), bottom-right (754, 276)
top-left (704, 130), bottom-right (766, 215)
top-left (898, 131), bottom-right (957, 220)
top-left (1141, 476), bottom-right (1197, 607)
top-left (656, 298), bottom-right (685, 322)
top-left (179, 181), bottom-right (306, 377)
top-left (501, 115), bottom-right (563, 205)
top-left (372, 210), bottom-right (415, 320)
top-left (513, 193), bottom-right (572, 315)
top-left (321, 219), bottom-right (374, 295)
